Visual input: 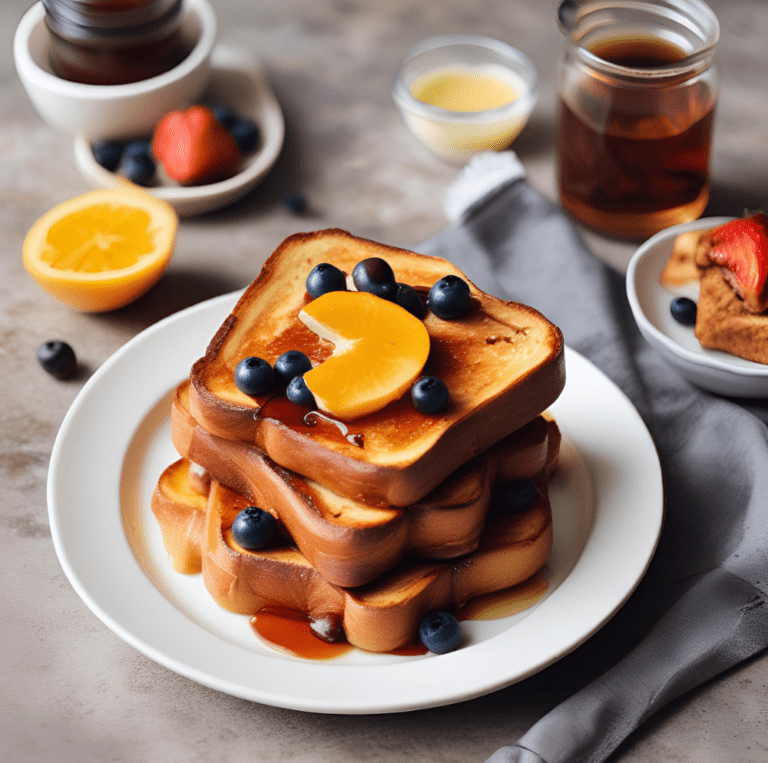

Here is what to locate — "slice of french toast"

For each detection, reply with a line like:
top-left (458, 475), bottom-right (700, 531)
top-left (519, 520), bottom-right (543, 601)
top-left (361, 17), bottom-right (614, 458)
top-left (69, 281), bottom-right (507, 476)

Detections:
top-left (170, 379), bottom-right (560, 587)
top-left (152, 460), bottom-right (554, 653)
top-left (189, 229), bottom-right (565, 508)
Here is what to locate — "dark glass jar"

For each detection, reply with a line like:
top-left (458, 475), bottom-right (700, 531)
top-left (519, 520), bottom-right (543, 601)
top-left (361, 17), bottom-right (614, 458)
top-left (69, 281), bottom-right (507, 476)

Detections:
top-left (43, 0), bottom-right (192, 85)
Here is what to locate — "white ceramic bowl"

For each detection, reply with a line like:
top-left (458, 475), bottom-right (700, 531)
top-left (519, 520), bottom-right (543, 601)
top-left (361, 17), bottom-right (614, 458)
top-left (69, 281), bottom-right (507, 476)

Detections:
top-left (392, 34), bottom-right (538, 163)
top-left (626, 217), bottom-right (768, 398)
top-left (14, 0), bottom-right (216, 141)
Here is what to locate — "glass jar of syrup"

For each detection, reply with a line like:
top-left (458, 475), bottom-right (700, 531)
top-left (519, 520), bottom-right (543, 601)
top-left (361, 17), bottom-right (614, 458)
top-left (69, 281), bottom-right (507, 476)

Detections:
top-left (43, 0), bottom-right (192, 86)
top-left (556, 0), bottom-right (719, 239)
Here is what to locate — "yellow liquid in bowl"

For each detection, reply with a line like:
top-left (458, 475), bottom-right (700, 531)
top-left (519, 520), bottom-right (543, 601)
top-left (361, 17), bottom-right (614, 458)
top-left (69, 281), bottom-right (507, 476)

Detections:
top-left (410, 68), bottom-right (520, 112)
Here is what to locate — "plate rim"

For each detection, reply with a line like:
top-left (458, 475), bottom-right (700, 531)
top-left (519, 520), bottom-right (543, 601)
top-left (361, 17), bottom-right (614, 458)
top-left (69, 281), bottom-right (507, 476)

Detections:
top-left (47, 290), bottom-right (663, 714)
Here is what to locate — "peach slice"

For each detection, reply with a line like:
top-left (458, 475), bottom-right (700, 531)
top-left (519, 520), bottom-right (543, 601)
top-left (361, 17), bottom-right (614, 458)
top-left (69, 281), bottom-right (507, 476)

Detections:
top-left (299, 291), bottom-right (430, 420)
top-left (707, 213), bottom-right (768, 313)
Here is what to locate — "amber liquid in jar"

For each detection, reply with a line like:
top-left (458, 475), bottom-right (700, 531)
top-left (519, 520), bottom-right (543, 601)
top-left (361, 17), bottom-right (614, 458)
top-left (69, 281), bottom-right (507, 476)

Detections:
top-left (558, 36), bottom-right (716, 239)
top-left (44, 0), bottom-right (193, 85)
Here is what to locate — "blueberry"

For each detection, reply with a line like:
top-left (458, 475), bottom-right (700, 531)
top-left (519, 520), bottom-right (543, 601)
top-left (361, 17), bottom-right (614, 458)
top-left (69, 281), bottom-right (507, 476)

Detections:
top-left (428, 275), bottom-right (471, 320)
top-left (281, 190), bottom-right (309, 215)
top-left (670, 296), bottom-right (697, 326)
top-left (352, 258), bottom-right (398, 300)
top-left (120, 154), bottom-right (156, 186)
top-left (37, 340), bottom-right (77, 379)
top-left (411, 376), bottom-right (450, 414)
top-left (230, 119), bottom-right (260, 153)
top-left (231, 506), bottom-right (278, 550)
top-left (493, 478), bottom-right (538, 514)
top-left (394, 282), bottom-right (426, 319)
top-left (286, 374), bottom-right (316, 407)
top-left (212, 104), bottom-right (238, 130)
top-left (122, 139), bottom-right (152, 160)
top-left (419, 611), bottom-right (461, 654)
top-left (306, 263), bottom-right (347, 298)
top-left (234, 356), bottom-right (274, 396)
top-left (274, 350), bottom-right (313, 385)
top-left (92, 140), bottom-right (123, 172)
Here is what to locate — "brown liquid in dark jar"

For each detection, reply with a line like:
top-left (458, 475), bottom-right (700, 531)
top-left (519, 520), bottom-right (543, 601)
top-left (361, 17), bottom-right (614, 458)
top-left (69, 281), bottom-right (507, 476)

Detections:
top-left (558, 36), bottom-right (715, 238)
top-left (44, 0), bottom-right (193, 85)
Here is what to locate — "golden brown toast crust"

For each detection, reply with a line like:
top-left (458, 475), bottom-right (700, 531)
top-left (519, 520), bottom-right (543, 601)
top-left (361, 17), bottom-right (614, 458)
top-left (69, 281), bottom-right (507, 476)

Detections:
top-left (153, 463), bottom-right (553, 653)
top-left (172, 380), bottom-right (560, 587)
top-left (189, 229), bottom-right (565, 507)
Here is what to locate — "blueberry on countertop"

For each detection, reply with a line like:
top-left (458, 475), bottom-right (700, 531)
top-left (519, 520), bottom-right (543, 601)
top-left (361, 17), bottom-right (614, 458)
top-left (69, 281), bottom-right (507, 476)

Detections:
top-left (670, 296), bottom-right (697, 326)
top-left (428, 275), bottom-right (471, 320)
top-left (234, 356), bottom-right (274, 396)
top-left (411, 376), bottom-right (450, 414)
top-left (306, 263), bottom-right (347, 298)
top-left (352, 258), bottom-right (398, 300)
top-left (274, 350), bottom-right (313, 385)
top-left (212, 104), bottom-right (238, 130)
top-left (286, 374), bottom-right (316, 408)
top-left (394, 282), bottom-right (426, 319)
top-left (493, 478), bottom-right (538, 514)
top-left (92, 140), bottom-right (123, 172)
top-left (232, 506), bottom-right (278, 550)
top-left (37, 340), bottom-right (77, 379)
top-left (120, 153), bottom-right (156, 186)
top-left (419, 611), bottom-right (461, 654)
top-left (230, 119), bottom-right (260, 153)
top-left (281, 190), bottom-right (309, 215)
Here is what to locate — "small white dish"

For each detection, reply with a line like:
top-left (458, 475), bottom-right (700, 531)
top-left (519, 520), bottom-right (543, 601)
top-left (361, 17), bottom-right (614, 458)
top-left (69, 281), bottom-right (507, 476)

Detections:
top-left (627, 217), bottom-right (768, 398)
top-left (14, 0), bottom-right (216, 141)
top-left (392, 34), bottom-right (538, 163)
top-left (73, 45), bottom-right (285, 217)
top-left (47, 289), bottom-right (662, 712)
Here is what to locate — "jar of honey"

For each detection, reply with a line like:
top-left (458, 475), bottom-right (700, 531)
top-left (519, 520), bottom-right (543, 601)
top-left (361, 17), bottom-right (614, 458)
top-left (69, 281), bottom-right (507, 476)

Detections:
top-left (556, 0), bottom-right (719, 239)
top-left (43, 0), bottom-right (193, 85)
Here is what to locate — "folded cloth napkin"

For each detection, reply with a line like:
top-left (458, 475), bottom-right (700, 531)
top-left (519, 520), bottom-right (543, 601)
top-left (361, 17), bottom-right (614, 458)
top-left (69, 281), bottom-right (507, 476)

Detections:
top-left (417, 152), bottom-right (768, 763)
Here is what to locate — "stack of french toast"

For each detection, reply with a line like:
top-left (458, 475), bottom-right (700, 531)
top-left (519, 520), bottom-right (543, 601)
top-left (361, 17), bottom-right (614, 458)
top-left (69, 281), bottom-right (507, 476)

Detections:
top-left (151, 229), bottom-right (566, 653)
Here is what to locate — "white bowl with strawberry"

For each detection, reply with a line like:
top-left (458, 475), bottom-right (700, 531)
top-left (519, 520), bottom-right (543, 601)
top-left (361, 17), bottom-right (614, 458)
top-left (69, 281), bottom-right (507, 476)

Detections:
top-left (627, 216), bottom-right (768, 398)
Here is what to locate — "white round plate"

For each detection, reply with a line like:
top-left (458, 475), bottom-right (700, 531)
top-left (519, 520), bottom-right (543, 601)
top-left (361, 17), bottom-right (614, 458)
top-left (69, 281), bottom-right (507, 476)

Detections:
top-left (48, 292), bottom-right (662, 714)
top-left (627, 217), bottom-right (768, 398)
top-left (73, 44), bottom-right (284, 217)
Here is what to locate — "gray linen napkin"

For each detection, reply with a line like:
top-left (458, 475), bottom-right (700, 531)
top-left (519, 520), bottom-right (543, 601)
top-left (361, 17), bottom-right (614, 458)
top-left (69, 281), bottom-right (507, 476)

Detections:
top-left (417, 152), bottom-right (768, 763)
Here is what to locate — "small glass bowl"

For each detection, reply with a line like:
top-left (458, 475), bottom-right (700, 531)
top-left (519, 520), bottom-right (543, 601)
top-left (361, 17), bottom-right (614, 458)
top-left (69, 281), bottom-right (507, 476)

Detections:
top-left (392, 34), bottom-right (538, 162)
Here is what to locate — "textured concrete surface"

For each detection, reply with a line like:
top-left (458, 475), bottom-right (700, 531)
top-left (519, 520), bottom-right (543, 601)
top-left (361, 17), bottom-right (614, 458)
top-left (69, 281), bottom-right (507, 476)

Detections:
top-left (2, 1), bottom-right (768, 762)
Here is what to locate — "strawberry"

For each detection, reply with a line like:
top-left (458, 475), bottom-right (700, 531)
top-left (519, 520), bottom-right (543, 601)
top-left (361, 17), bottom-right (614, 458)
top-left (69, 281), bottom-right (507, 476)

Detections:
top-left (707, 213), bottom-right (768, 313)
top-left (152, 105), bottom-right (241, 186)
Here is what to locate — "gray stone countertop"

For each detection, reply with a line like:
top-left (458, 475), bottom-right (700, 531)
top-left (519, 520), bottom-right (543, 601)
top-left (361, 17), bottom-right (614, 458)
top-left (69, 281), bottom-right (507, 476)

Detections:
top-left (2, 1), bottom-right (768, 761)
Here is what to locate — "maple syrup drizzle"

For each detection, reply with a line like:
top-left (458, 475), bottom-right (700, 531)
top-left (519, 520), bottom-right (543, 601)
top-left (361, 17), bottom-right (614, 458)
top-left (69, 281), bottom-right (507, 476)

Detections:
top-left (304, 411), bottom-right (365, 448)
top-left (250, 577), bottom-right (548, 660)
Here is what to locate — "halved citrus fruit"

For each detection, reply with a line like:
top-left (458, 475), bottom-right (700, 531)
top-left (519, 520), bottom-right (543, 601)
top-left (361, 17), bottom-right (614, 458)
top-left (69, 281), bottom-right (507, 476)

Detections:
top-left (23, 188), bottom-right (178, 312)
top-left (299, 290), bottom-right (430, 420)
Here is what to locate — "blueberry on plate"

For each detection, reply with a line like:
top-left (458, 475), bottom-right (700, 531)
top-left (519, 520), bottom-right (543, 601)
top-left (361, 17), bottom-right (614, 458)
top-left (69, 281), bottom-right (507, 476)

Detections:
top-left (428, 275), bottom-right (471, 320)
top-left (212, 104), bottom-right (238, 130)
top-left (411, 376), bottom-right (450, 414)
top-left (274, 350), bottom-right (313, 385)
top-left (234, 356), bottom-right (274, 396)
top-left (91, 140), bottom-right (123, 172)
top-left (231, 506), bottom-right (278, 550)
top-left (230, 119), bottom-right (260, 153)
top-left (281, 190), bottom-right (309, 215)
top-left (394, 282), bottom-right (426, 319)
top-left (419, 611), bottom-right (461, 654)
top-left (493, 477), bottom-right (538, 514)
top-left (37, 340), bottom-right (77, 379)
top-left (306, 263), bottom-right (347, 298)
top-left (352, 258), bottom-right (398, 300)
top-left (120, 153), bottom-right (156, 186)
top-left (122, 139), bottom-right (152, 160)
top-left (670, 296), bottom-right (697, 326)
top-left (286, 374), bottom-right (316, 407)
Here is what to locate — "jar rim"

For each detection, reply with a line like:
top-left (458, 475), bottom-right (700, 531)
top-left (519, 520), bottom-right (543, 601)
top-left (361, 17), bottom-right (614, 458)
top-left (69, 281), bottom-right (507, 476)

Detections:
top-left (559, 0), bottom-right (719, 81)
